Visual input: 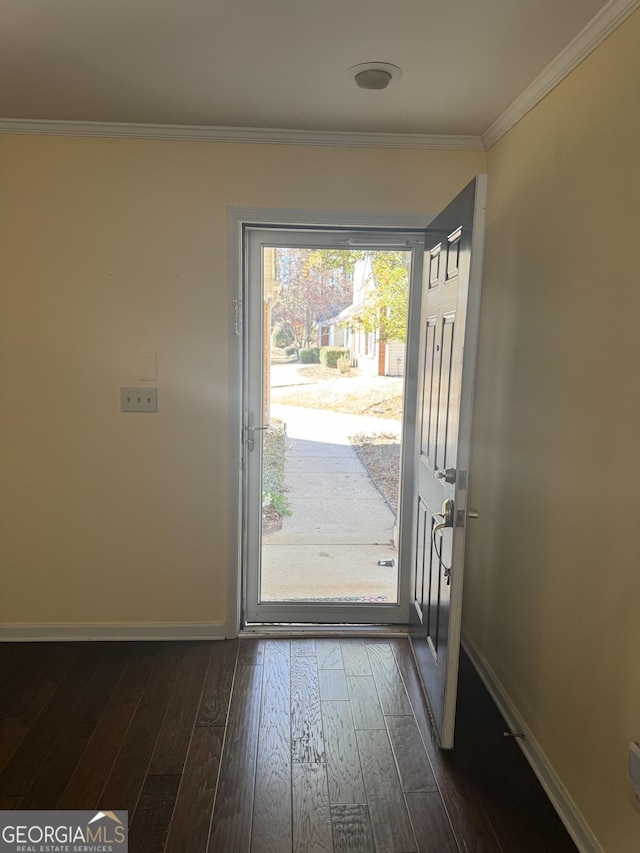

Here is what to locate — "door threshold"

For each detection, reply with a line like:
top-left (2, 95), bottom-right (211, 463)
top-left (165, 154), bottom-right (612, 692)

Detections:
top-left (239, 624), bottom-right (409, 639)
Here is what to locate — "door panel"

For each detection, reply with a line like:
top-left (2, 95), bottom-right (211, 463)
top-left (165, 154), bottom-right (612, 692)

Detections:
top-left (409, 176), bottom-right (487, 748)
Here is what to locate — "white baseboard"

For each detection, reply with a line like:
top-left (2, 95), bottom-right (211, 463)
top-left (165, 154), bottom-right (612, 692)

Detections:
top-left (462, 633), bottom-right (604, 853)
top-left (0, 622), bottom-right (226, 641)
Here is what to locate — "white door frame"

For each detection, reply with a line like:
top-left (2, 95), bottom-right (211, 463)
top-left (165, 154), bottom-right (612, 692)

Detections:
top-left (226, 207), bottom-right (433, 637)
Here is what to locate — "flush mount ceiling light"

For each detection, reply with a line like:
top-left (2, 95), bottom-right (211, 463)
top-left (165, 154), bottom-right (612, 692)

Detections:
top-left (348, 62), bottom-right (403, 90)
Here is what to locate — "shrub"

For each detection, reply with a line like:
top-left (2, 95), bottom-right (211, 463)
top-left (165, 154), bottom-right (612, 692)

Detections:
top-left (299, 347), bottom-right (320, 364)
top-left (262, 421), bottom-right (292, 519)
top-left (271, 326), bottom-right (292, 348)
top-left (336, 354), bottom-right (351, 374)
top-left (270, 491), bottom-right (292, 517)
top-left (320, 346), bottom-right (350, 368)
top-left (283, 345), bottom-right (298, 358)
top-left (262, 422), bottom-right (286, 498)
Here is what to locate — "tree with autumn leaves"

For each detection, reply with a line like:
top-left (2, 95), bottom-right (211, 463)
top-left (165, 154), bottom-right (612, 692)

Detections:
top-left (272, 248), bottom-right (353, 348)
top-left (350, 251), bottom-right (410, 343)
top-left (272, 247), bottom-right (409, 349)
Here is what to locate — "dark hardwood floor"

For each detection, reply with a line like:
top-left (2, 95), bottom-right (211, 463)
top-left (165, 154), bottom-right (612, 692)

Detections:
top-left (0, 637), bottom-right (577, 852)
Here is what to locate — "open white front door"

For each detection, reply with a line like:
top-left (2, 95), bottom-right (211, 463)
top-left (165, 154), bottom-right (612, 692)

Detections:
top-left (409, 176), bottom-right (487, 748)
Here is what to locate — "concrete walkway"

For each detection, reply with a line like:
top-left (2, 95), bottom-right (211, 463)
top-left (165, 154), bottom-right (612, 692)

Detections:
top-left (261, 403), bottom-right (401, 601)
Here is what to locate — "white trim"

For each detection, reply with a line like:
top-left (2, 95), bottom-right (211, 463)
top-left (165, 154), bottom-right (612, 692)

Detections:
top-left (482, 0), bottom-right (640, 148)
top-left (228, 206), bottom-right (433, 231)
top-left (462, 633), bottom-right (605, 853)
top-left (0, 622), bottom-right (226, 642)
top-left (0, 118), bottom-right (484, 151)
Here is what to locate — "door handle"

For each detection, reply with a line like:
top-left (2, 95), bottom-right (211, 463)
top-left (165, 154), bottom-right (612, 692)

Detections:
top-left (432, 499), bottom-right (454, 585)
top-left (246, 416), bottom-right (269, 452)
top-left (434, 467), bottom-right (456, 484)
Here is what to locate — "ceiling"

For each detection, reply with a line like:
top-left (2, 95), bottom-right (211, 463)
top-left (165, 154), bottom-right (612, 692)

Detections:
top-left (0, 0), bottom-right (630, 144)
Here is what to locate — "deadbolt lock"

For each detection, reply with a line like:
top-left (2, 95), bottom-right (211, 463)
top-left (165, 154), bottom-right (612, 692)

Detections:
top-left (434, 467), bottom-right (457, 485)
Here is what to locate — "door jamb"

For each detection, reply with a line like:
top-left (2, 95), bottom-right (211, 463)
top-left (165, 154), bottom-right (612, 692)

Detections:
top-left (226, 206), bottom-right (433, 638)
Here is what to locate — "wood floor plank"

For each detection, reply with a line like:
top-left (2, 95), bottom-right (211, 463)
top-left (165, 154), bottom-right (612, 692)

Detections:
top-left (0, 644), bottom-right (34, 693)
top-left (251, 642), bottom-right (292, 853)
top-left (292, 763), bottom-right (333, 853)
top-left (71, 642), bottom-right (133, 724)
top-left (340, 640), bottom-right (372, 676)
top-left (0, 643), bottom-right (63, 720)
top-left (481, 782), bottom-right (578, 853)
top-left (19, 723), bottom-right (95, 809)
top-left (238, 638), bottom-right (264, 665)
top-left (331, 804), bottom-right (375, 853)
top-left (366, 642), bottom-right (413, 716)
top-left (98, 644), bottom-right (184, 817)
top-left (319, 668), bottom-right (349, 701)
top-left (0, 643), bottom-right (83, 771)
top-left (164, 726), bottom-right (224, 853)
top-left (0, 719), bottom-right (29, 775)
top-left (316, 639), bottom-right (343, 670)
top-left (321, 700), bottom-right (366, 805)
top-left (405, 792), bottom-right (459, 853)
top-left (291, 639), bottom-right (316, 658)
top-left (385, 716), bottom-right (438, 793)
top-left (264, 638), bottom-right (291, 659)
top-left (346, 676), bottom-right (385, 730)
top-left (291, 655), bottom-right (324, 764)
top-left (0, 644), bottom-right (103, 795)
top-left (150, 641), bottom-right (213, 774)
top-left (196, 639), bottom-right (238, 726)
top-left (0, 796), bottom-right (21, 809)
top-left (356, 728), bottom-right (417, 853)
top-left (128, 774), bottom-right (181, 853)
top-left (208, 665), bottom-right (262, 853)
top-left (57, 644), bottom-right (157, 810)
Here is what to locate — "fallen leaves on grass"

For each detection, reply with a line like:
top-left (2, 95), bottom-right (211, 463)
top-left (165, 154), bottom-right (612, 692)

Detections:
top-left (271, 365), bottom-right (403, 419)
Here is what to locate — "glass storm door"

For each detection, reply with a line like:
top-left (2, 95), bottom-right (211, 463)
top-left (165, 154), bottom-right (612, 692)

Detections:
top-left (243, 227), bottom-right (424, 625)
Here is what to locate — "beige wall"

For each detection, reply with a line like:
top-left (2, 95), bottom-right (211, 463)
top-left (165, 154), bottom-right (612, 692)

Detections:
top-left (0, 136), bottom-right (484, 629)
top-left (465, 9), bottom-right (640, 852)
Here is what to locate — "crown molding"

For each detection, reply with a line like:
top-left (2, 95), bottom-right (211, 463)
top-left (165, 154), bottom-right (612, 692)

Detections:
top-left (0, 117), bottom-right (485, 151)
top-left (482, 0), bottom-right (640, 149)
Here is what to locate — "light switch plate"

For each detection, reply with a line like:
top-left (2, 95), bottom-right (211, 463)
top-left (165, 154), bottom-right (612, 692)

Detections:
top-left (120, 387), bottom-right (157, 412)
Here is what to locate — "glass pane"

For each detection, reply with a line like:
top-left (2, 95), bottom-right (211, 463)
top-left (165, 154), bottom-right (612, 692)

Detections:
top-left (260, 246), bottom-right (410, 604)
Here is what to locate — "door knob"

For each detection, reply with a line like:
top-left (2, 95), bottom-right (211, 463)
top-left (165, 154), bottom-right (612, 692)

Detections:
top-left (434, 467), bottom-right (456, 484)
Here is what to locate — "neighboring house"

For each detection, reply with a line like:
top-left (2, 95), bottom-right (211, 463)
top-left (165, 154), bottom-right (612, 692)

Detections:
top-left (320, 257), bottom-right (406, 377)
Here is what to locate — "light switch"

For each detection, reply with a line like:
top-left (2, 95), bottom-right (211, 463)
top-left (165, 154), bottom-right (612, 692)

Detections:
top-left (120, 387), bottom-right (157, 412)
